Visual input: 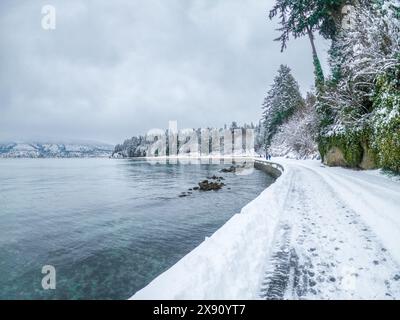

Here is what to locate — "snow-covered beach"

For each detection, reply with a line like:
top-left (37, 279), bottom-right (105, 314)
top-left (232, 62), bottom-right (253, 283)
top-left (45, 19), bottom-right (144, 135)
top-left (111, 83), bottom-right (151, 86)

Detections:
top-left (132, 158), bottom-right (400, 300)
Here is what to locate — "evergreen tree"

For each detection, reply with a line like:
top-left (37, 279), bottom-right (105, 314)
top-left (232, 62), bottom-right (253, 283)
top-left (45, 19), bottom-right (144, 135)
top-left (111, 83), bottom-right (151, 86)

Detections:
top-left (230, 121), bottom-right (239, 130)
top-left (262, 65), bottom-right (305, 147)
top-left (269, 0), bottom-right (347, 90)
top-left (317, 0), bottom-right (400, 171)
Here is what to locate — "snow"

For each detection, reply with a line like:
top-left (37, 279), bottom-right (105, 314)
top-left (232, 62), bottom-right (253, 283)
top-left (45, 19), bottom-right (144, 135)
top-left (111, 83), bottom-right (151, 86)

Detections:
top-left (131, 158), bottom-right (400, 300)
top-left (11, 143), bottom-right (36, 151)
top-left (132, 160), bottom-right (287, 300)
top-left (299, 161), bottom-right (400, 265)
top-left (0, 142), bottom-right (113, 158)
top-left (260, 159), bottom-right (400, 299)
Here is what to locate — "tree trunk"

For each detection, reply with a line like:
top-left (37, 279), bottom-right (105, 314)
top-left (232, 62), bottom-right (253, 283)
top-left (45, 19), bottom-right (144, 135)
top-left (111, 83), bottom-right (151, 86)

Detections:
top-left (306, 25), bottom-right (318, 59)
top-left (306, 26), bottom-right (324, 90)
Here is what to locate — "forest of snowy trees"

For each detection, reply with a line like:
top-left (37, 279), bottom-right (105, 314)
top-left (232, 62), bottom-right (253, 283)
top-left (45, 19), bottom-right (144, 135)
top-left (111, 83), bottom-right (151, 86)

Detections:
top-left (113, 122), bottom-right (262, 158)
top-left (114, 0), bottom-right (399, 172)
top-left (263, 0), bottom-right (400, 172)
top-left (260, 65), bottom-right (319, 159)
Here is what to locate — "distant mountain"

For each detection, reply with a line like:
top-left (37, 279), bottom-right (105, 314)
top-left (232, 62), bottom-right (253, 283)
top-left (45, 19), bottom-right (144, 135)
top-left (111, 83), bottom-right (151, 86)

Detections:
top-left (0, 141), bottom-right (114, 158)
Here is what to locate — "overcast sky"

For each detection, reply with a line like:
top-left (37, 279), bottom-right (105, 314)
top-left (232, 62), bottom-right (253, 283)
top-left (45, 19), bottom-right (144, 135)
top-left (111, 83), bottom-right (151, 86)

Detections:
top-left (0, 0), bottom-right (330, 145)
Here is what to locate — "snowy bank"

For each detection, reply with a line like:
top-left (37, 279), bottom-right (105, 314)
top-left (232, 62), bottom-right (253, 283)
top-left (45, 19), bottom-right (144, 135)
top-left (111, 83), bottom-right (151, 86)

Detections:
top-left (131, 160), bottom-right (286, 299)
top-left (131, 158), bottom-right (400, 299)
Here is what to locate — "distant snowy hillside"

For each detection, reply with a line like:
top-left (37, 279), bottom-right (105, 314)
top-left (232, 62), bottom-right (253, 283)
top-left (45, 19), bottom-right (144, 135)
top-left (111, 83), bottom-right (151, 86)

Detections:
top-left (0, 141), bottom-right (113, 158)
top-left (113, 122), bottom-right (264, 158)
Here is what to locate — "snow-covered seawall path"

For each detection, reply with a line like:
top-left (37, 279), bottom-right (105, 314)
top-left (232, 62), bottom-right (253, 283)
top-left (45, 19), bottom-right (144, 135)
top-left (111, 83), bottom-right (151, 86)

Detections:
top-left (131, 159), bottom-right (400, 300)
top-left (260, 159), bottom-right (400, 299)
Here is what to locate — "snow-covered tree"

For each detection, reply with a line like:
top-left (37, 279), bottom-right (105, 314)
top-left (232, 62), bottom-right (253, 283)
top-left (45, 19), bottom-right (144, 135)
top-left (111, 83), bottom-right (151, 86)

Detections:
top-left (269, 0), bottom-right (348, 90)
top-left (321, 1), bottom-right (399, 125)
top-left (318, 0), bottom-right (400, 171)
top-left (230, 121), bottom-right (239, 130)
top-left (270, 92), bottom-right (319, 158)
top-left (262, 65), bottom-right (305, 147)
top-left (113, 123), bottom-right (266, 157)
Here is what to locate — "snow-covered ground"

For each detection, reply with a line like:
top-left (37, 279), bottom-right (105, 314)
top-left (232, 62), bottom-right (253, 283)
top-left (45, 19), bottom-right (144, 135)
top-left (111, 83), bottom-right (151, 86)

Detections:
top-left (131, 158), bottom-right (400, 300)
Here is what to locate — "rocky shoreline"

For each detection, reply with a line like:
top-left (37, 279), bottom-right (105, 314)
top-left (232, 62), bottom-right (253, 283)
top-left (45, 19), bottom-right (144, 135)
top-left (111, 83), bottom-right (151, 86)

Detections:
top-left (178, 164), bottom-right (251, 197)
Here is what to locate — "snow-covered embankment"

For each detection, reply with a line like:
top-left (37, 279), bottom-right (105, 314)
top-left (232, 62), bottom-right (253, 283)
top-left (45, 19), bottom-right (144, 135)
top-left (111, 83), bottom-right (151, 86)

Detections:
top-left (131, 160), bottom-right (286, 299)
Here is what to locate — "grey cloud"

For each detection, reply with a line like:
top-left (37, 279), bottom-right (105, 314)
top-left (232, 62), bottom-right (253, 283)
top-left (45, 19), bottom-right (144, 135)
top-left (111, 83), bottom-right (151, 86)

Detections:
top-left (0, 0), bottom-right (329, 144)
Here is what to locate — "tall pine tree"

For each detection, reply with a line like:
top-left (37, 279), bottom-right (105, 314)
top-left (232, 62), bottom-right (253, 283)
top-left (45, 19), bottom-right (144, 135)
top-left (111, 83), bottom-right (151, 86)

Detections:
top-left (269, 0), bottom-right (347, 91)
top-left (262, 65), bottom-right (305, 147)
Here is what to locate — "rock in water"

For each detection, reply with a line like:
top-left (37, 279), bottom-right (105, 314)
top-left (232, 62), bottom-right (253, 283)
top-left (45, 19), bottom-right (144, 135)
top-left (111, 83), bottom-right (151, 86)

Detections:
top-left (198, 180), bottom-right (225, 191)
top-left (207, 175), bottom-right (224, 181)
top-left (220, 166), bottom-right (236, 173)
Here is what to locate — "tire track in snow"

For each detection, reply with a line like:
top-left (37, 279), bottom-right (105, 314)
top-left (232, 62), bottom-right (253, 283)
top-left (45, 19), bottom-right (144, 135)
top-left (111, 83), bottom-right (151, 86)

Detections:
top-left (260, 164), bottom-right (400, 299)
top-left (260, 168), bottom-right (312, 299)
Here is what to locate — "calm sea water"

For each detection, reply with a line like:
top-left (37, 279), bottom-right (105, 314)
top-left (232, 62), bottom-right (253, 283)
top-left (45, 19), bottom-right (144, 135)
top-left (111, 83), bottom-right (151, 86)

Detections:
top-left (0, 158), bottom-right (274, 299)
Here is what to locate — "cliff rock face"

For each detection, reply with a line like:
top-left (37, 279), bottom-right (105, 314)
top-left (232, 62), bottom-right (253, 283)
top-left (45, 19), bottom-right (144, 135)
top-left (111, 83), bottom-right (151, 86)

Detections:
top-left (323, 143), bottom-right (377, 170)
top-left (359, 142), bottom-right (376, 170)
top-left (323, 147), bottom-right (347, 167)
